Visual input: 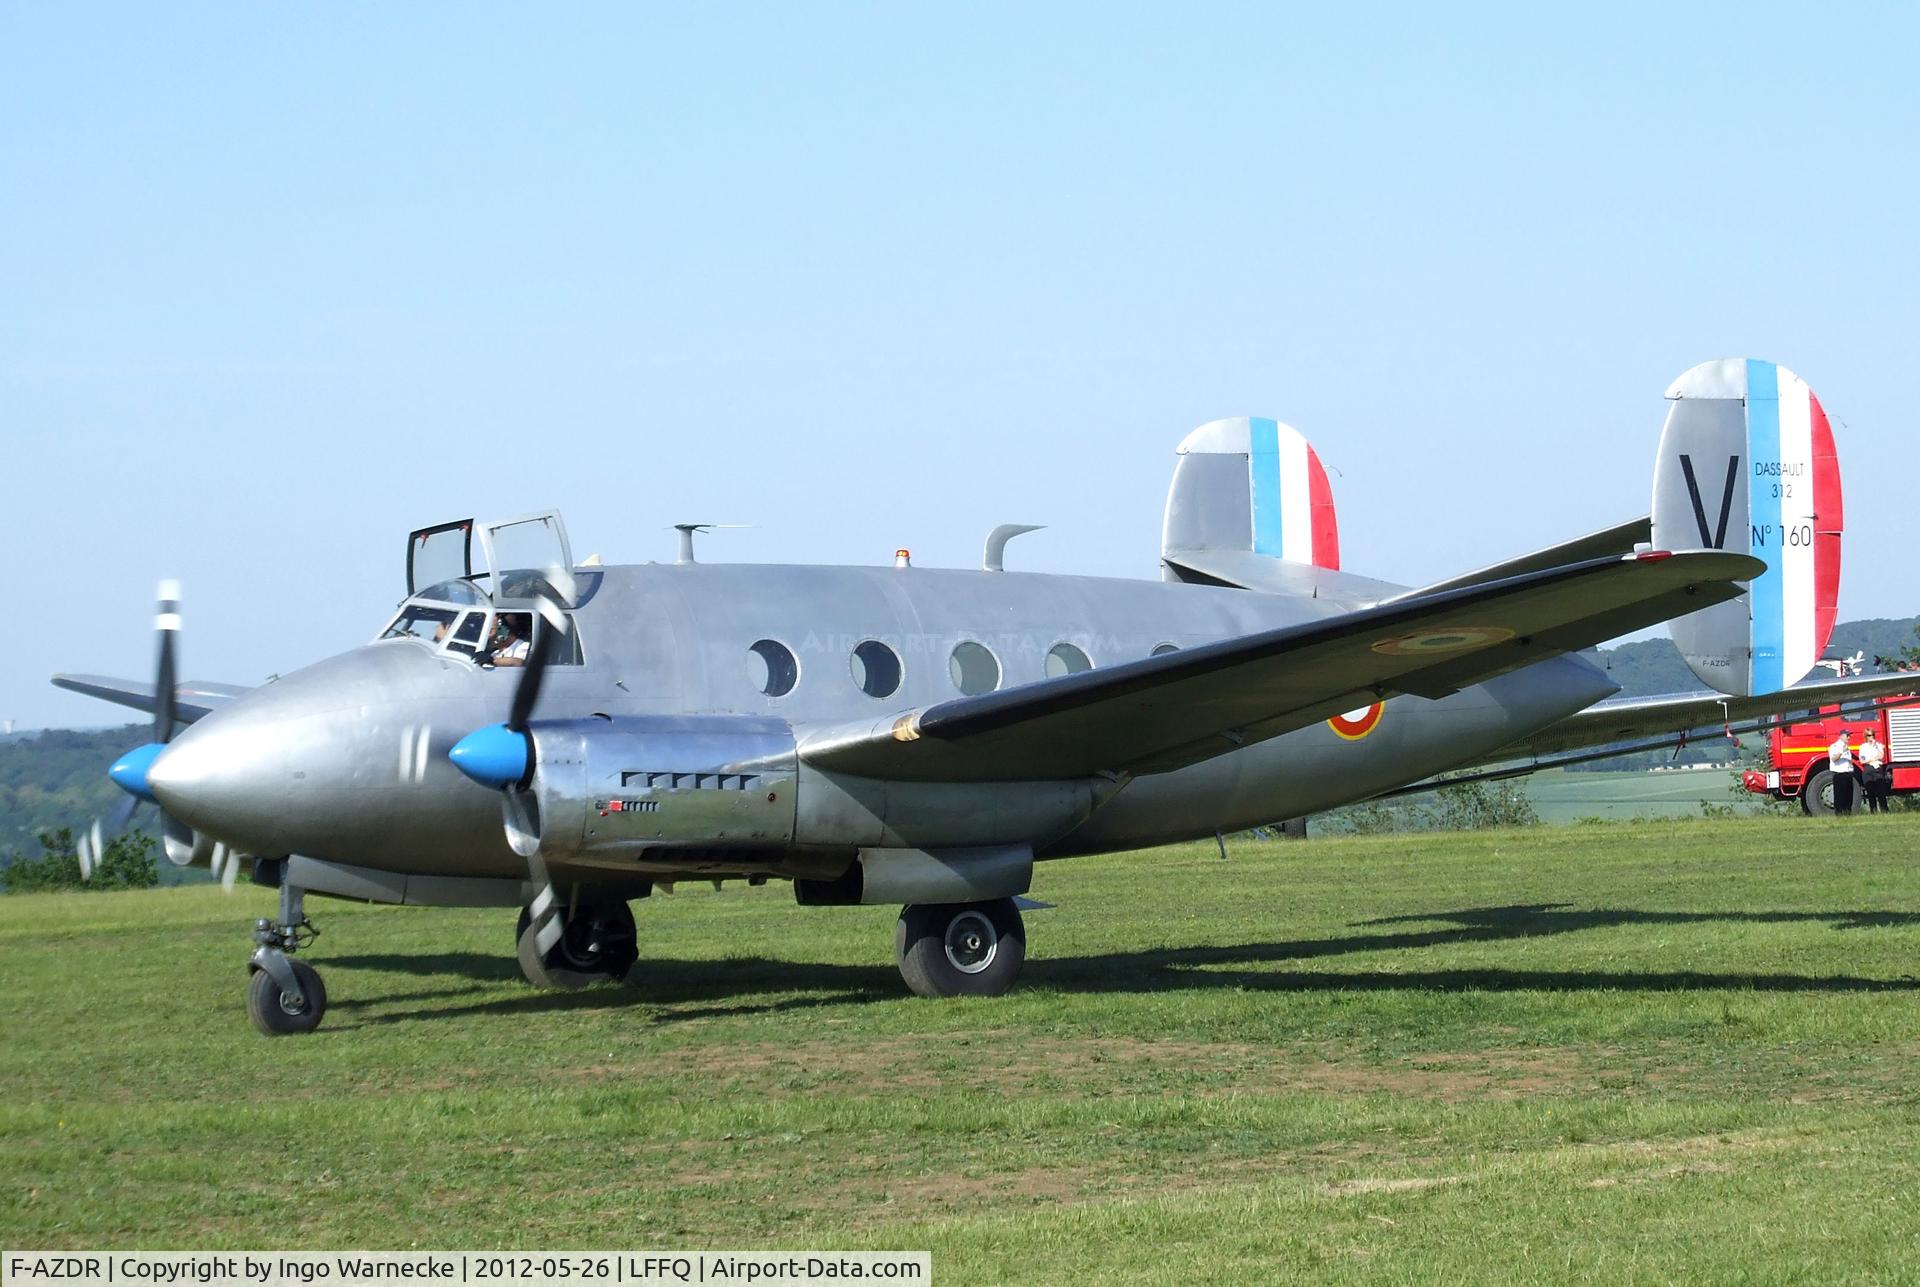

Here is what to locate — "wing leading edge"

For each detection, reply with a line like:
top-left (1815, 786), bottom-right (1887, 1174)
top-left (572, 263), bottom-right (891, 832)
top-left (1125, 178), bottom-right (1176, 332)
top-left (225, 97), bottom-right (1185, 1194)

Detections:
top-left (800, 549), bottom-right (1761, 782)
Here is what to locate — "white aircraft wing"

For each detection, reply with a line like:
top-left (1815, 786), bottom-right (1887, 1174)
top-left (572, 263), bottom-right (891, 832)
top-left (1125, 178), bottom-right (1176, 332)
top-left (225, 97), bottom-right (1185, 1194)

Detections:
top-left (800, 550), bottom-right (1758, 782)
top-left (50, 674), bottom-right (253, 725)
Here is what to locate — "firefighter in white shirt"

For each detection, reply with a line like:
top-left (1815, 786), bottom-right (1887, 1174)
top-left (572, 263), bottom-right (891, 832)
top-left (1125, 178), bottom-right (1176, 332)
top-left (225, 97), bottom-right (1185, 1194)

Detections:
top-left (1858, 730), bottom-right (1890, 814)
top-left (1827, 731), bottom-right (1857, 815)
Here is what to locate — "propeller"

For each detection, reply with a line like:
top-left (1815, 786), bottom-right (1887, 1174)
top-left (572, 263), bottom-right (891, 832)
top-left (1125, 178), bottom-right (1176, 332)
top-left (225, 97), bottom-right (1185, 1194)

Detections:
top-left (80, 581), bottom-right (185, 880)
top-left (447, 568), bottom-right (578, 959)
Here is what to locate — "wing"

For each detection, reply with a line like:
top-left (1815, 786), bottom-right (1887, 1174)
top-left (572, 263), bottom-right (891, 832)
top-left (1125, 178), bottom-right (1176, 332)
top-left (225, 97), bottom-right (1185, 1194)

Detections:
top-left (1501, 671), bottom-right (1920, 759)
top-left (51, 673), bottom-right (252, 725)
top-left (800, 549), bottom-right (1760, 782)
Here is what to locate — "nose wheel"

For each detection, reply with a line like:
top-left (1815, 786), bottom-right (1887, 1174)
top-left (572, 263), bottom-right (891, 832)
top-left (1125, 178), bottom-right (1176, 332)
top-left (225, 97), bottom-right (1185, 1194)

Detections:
top-left (246, 883), bottom-right (326, 1036)
top-left (516, 895), bottom-right (638, 989)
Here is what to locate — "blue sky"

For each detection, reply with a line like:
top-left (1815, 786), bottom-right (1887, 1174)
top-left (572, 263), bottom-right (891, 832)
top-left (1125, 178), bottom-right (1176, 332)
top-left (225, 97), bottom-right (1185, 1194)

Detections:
top-left (5, 3), bottom-right (1916, 728)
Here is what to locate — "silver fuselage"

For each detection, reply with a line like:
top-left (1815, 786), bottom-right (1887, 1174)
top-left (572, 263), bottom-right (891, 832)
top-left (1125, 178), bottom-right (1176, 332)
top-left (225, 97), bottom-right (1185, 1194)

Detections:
top-left (147, 562), bottom-right (1617, 889)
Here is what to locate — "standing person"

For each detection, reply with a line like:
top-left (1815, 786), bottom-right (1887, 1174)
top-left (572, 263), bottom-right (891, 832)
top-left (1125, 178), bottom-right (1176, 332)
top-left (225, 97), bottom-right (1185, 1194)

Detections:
top-left (1858, 729), bottom-right (1890, 814)
top-left (1827, 730), bottom-right (1857, 816)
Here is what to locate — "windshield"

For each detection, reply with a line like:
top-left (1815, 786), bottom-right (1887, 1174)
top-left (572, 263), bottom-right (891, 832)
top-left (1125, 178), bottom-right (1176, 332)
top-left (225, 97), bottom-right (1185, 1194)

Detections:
top-left (382, 604), bottom-right (460, 643)
top-left (415, 578), bottom-right (489, 606)
top-left (377, 597), bottom-right (584, 666)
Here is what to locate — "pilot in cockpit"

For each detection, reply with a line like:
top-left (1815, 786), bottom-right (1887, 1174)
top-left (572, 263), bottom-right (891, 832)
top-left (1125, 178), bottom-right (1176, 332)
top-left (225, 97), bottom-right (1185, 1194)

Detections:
top-left (487, 613), bottom-right (533, 667)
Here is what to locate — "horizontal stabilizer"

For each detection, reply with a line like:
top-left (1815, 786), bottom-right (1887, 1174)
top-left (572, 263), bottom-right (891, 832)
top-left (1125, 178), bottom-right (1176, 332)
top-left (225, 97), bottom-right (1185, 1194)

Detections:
top-left (1160, 549), bottom-right (1405, 608)
top-left (50, 673), bottom-right (252, 725)
top-left (801, 549), bottom-right (1759, 783)
top-left (1382, 517), bottom-right (1651, 604)
top-left (1498, 670), bottom-right (1919, 760)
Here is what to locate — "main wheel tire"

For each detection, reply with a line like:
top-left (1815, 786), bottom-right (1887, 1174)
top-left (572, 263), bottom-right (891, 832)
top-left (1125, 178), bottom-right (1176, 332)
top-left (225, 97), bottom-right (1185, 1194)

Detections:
top-left (895, 898), bottom-right (1025, 998)
top-left (247, 959), bottom-right (327, 1036)
top-left (516, 898), bottom-right (638, 990)
top-left (1804, 769), bottom-right (1837, 817)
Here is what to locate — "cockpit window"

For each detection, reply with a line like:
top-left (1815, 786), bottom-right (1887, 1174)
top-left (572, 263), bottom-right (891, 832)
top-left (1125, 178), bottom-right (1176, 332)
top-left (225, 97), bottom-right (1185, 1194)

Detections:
top-left (446, 612), bottom-right (487, 656)
top-left (382, 605), bottom-right (459, 642)
top-left (414, 578), bottom-right (490, 606)
top-left (378, 596), bottom-right (584, 667)
top-left (482, 613), bottom-right (536, 667)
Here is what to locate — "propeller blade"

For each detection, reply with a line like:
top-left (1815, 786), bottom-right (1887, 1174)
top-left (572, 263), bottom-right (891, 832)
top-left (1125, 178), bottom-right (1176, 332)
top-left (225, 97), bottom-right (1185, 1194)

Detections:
top-left (220, 846), bottom-right (241, 893)
top-left (106, 793), bottom-right (139, 834)
top-left (77, 795), bottom-right (144, 882)
top-left (505, 570), bottom-right (576, 734)
top-left (153, 580), bottom-right (181, 745)
top-left (79, 821), bottom-right (103, 881)
top-left (505, 638), bottom-right (549, 734)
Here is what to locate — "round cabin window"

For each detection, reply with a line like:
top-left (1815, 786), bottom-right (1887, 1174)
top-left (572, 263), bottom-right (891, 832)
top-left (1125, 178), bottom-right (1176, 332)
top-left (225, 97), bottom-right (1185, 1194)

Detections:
top-left (948, 641), bottom-right (1001, 695)
top-left (1045, 642), bottom-right (1093, 678)
top-left (851, 639), bottom-right (903, 698)
top-left (748, 639), bottom-right (799, 697)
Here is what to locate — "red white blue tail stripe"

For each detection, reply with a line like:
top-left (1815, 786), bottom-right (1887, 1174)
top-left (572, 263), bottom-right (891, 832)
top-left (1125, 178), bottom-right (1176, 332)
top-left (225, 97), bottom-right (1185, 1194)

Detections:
top-left (1248, 418), bottom-right (1341, 569)
top-left (1652, 359), bottom-right (1842, 697)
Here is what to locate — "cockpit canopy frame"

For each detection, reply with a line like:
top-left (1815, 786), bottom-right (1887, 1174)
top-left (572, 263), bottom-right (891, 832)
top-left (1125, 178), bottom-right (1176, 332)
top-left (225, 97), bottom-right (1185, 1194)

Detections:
top-left (387, 510), bottom-right (582, 664)
top-left (406, 510), bottom-right (575, 604)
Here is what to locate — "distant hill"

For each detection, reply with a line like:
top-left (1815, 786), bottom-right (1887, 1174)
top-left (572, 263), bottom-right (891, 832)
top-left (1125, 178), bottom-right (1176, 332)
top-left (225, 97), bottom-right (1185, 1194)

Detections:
top-left (0, 725), bottom-right (159, 855)
top-left (1590, 616), bottom-right (1919, 699)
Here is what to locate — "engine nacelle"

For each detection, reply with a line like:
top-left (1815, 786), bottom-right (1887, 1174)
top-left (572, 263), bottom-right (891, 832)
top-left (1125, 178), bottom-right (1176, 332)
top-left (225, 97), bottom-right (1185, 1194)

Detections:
top-left (161, 812), bottom-right (214, 868)
top-left (524, 715), bottom-right (798, 863)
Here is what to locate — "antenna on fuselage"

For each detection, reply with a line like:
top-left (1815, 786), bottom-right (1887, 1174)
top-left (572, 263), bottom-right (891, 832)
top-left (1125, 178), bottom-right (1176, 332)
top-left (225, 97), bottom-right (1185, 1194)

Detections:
top-left (672, 523), bottom-right (750, 564)
top-left (983, 524), bottom-right (1045, 572)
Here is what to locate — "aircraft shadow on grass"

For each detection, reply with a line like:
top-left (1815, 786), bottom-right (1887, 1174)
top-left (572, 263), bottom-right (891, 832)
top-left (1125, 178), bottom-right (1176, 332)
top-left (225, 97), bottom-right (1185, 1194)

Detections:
top-left (315, 902), bottom-right (1920, 1030)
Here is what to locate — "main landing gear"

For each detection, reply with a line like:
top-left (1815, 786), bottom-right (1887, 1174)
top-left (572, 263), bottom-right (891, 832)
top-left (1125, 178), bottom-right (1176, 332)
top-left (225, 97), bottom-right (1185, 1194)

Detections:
top-left (246, 883), bottom-right (326, 1036)
top-left (895, 897), bottom-right (1026, 998)
top-left (515, 894), bottom-right (639, 990)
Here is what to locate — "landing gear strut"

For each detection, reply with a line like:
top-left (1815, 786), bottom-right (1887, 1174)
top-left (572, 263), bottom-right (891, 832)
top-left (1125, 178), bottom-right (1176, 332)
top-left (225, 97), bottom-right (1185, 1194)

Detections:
top-left (895, 897), bottom-right (1026, 998)
top-left (516, 895), bottom-right (638, 989)
top-left (247, 883), bottom-right (326, 1036)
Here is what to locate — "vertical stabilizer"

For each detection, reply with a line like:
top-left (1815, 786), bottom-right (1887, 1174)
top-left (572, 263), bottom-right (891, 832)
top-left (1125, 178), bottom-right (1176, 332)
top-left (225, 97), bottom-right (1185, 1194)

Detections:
top-left (1162, 417), bottom-right (1340, 579)
top-left (1651, 359), bottom-right (1842, 696)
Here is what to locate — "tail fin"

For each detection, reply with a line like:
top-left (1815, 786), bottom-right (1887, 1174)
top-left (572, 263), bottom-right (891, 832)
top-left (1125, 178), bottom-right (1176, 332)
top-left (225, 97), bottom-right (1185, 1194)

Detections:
top-left (1651, 358), bottom-right (1843, 696)
top-left (1162, 417), bottom-right (1340, 576)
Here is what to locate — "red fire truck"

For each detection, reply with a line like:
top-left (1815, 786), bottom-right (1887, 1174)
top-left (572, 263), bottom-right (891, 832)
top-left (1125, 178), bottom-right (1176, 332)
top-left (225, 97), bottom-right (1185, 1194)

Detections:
top-left (1742, 693), bottom-right (1920, 813)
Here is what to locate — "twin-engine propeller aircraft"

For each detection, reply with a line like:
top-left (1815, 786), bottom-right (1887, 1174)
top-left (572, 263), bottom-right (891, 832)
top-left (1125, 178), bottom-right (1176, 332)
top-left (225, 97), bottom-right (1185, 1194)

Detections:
top-left (56, 357), bottom-right (1911, 1035)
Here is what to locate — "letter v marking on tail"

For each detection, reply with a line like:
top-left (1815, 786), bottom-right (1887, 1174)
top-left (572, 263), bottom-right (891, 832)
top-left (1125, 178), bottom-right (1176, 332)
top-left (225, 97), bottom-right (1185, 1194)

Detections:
top-left (1678, 453), bottom-right (1740, 549)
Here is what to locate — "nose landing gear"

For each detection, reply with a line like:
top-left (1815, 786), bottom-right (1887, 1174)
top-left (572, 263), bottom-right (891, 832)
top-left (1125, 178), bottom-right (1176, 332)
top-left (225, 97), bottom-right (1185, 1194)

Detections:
top-left (246, 883), bottom-right (325, 1036)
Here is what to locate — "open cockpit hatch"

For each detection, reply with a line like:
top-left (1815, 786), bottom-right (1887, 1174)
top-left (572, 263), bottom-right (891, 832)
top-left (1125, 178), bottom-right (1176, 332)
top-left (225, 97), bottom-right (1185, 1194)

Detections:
top-left (385, 510), bottom-right (583, 665)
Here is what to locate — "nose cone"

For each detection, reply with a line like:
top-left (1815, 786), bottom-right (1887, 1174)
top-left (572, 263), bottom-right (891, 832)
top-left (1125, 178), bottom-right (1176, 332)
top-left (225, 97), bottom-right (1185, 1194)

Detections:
top-left (108, 743), bottom-right (167, 801)
top-left (145, 643), bottom-right (496, 861)
top-left (448, 723), bottom-right (529, 790)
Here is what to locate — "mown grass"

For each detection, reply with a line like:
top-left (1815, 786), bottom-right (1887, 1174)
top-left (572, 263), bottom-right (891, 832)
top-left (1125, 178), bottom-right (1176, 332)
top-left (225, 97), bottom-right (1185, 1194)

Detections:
top-left (4, 815), bottom-right (1920, 1281)
top-left (1524, 766), bottom-right (1761, 823)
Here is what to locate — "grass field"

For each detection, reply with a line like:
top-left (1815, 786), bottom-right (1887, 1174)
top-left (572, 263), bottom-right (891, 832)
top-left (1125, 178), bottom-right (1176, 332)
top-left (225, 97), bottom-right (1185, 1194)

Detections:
top-left (5, 816), bottom-right (1920, 1282)
top-left (1522, 766), bottom-right (1766, 824)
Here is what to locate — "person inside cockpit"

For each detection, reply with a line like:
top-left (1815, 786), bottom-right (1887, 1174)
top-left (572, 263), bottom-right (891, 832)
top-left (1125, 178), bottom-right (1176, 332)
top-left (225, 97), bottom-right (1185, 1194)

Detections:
top-left (487, 613), bottom-right (534, 667)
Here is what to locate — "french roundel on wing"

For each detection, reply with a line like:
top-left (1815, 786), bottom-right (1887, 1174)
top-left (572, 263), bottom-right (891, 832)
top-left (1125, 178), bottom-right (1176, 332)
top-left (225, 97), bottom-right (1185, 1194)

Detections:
top-left (1651, 358), bottom-right (1842, 697)
top-left (1328, 702), bottom-right (1385, 740)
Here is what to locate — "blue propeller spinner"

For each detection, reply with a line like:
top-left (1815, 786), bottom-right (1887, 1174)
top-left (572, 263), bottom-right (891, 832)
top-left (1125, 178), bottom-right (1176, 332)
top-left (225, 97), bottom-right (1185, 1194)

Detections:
top-left (447, 723), bottom-right (531, 790)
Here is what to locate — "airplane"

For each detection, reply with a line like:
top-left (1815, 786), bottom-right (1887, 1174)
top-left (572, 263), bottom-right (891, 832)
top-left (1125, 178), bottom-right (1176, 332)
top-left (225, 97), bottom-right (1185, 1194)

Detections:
top-left (52, 356), bottom-right (1915, 1036)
